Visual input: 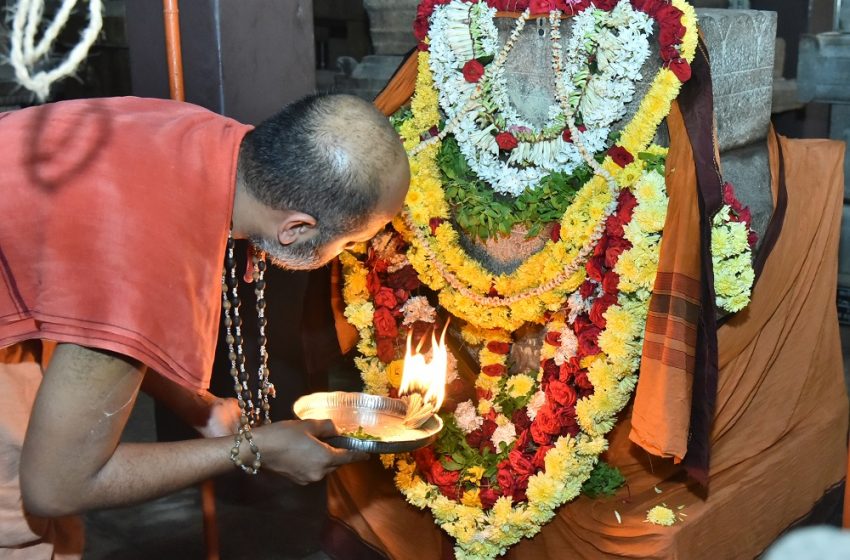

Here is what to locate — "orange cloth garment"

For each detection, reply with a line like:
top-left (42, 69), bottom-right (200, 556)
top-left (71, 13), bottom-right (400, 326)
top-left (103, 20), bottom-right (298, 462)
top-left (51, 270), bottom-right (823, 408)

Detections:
top-left (629, 100), bottom-right (701, 462)
top-left (0, 97), bottom-right (252, 390)
top-left (326, 130), bottom-right (848, 558)
top-left (0, 342), bottom-right (83, 558)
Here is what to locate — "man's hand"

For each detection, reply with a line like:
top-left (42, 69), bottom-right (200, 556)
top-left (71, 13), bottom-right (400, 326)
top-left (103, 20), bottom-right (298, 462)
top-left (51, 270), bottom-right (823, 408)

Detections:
top-left (195, 397), bottom-right (241, 438)
top-left (252, 419), bottom-right (368, 485)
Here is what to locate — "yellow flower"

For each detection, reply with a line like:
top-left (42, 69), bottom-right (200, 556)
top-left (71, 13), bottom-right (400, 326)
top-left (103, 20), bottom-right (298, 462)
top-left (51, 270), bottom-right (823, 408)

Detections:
top-left (464, 466), bottom-right (486, 485)
top-left (461, 489), bottom-right (482, 508)
top-left (344, 301), bottom-right (374, 331)
top-left (386, 359), bottom-right (405, 389)
top-left (379, 454), bottom-right (396, 469)
top-left (646, 505), bottom-right (677, 526)
top-left (506, 374), bottom-right (535, 398)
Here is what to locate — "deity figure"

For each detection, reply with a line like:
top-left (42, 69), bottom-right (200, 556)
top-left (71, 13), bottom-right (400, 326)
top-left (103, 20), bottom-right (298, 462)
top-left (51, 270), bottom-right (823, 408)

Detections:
top-left (326, 2), bottom-right (848, 559)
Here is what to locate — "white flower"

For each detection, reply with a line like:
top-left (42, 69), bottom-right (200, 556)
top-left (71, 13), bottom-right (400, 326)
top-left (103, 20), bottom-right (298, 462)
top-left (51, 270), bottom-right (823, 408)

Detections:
top-left (554, 327), bottom-right (578, 366)
top-left (401, 296), bottom-right (437, 326)
top-left (454, 400), bottom-right (483, 434)
top-left (526, 390), bottom-right (547, 421)
top-left (491, 421), bottom-right (517, 450)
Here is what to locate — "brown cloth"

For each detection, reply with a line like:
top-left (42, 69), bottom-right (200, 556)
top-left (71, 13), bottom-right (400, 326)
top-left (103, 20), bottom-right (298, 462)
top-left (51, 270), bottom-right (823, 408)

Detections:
top-left (325, 129), bottom-right (848, 559)
top-left (0, 97), bottom-right (251, 391)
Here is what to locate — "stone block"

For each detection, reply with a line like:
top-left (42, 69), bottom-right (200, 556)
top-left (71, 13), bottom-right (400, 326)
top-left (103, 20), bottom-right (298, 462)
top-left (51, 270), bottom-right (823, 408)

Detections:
top-left (363, 0), bottom-right (419, 55)
top-left (841, 0), bottom-right (850, 32)
top-left (333, 55), bottom-right (404, 102)
top-left (718, 141), bottom-right (773, 247)
top-left (840, 205), bottom-right (850, 285)
top-left (697, 9), bottom-right (777, 152)
top-left (798, 32), bottom-right (850, 104)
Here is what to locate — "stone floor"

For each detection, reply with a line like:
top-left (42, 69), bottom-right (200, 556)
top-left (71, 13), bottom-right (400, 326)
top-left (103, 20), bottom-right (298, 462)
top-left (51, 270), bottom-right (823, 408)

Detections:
top-left (82, 326), bottom-right (850, 559)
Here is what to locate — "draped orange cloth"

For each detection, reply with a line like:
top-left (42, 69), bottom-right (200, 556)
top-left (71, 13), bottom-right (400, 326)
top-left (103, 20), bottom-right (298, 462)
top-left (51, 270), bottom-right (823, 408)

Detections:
top-left (0, 97), bottom-right (251, 391)
top-left (0, 98), bottom-right (251, 557)
top-left (326, 51), bottom-right (848, 558)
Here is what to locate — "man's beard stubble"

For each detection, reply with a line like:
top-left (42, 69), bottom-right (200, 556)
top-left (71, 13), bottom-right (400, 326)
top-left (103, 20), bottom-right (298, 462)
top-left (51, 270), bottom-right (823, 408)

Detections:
top-left (249, 233), bottom-right (333, 271)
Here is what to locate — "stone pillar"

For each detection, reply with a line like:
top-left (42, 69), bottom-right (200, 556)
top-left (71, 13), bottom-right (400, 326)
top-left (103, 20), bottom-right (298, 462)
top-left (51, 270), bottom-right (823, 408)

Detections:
top-left (697, 9), bottom-right (778, 242)
top-left (798, 30), bottom-right (850, 284)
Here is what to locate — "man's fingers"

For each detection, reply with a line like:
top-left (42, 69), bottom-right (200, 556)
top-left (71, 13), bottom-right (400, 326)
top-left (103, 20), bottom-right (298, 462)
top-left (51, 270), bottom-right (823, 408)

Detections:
top-left (326, 447), bottom-right (370, 466)
top-left (302, 418), bottom-right (339, 438)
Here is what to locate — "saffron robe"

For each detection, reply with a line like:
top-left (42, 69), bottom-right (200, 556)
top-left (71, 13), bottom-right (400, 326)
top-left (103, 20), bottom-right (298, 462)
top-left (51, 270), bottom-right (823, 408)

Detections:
top-left (0, 97), bottom-right (251, 557)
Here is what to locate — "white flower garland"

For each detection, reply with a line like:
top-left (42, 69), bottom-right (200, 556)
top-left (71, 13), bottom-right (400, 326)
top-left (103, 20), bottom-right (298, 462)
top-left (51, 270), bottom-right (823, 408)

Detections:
top-left (428, 0), bottom-right (653, 197)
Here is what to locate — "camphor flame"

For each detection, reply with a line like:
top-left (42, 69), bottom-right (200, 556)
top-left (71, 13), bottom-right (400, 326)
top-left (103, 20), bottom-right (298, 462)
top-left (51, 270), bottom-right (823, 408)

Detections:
top-left (399, 323), bottom-right (449, 427)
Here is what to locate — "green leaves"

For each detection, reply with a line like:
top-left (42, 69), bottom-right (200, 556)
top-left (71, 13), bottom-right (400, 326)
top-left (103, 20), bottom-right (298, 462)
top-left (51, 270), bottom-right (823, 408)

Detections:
top-left (638, 151), bottom-right (666, 174)
top-left (581, 461), bottom-right (626, 498)
top-left (436, 136), bottom-right (586, 241)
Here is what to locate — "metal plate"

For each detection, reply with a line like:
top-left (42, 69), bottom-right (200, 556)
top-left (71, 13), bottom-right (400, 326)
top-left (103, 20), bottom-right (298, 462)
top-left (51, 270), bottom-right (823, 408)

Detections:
top-left (292, 391), bottom-right (443, 454)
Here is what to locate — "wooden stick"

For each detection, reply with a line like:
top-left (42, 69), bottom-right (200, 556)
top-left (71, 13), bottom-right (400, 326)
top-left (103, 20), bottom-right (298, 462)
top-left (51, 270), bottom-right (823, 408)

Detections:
top-left (162, 0), bottom-right (185, 101)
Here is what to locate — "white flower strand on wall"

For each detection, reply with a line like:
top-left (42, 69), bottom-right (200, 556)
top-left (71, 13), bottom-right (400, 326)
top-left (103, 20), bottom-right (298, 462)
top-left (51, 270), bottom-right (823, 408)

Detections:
top-left (9, 0), bottom-right (104, 101)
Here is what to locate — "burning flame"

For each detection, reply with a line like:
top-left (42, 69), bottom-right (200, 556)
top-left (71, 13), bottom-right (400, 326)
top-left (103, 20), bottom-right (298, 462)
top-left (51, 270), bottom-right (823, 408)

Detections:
top-left (399, 325), bottom-right (448, 412)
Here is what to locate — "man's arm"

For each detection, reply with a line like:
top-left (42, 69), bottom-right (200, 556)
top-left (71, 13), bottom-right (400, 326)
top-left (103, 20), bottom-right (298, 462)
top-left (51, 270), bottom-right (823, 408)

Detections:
top-left (141, 371), bottom-right (240, 438)
top-left (20, 343), bottom-right (366, 517)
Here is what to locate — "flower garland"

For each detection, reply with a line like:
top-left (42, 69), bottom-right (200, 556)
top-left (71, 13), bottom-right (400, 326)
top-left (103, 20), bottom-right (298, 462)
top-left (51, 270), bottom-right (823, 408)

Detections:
top-left (712, 182), bottom-right (758, 313)
top-left (428, 0), bottom-right (655, 196)
top-left (337, 1), bottom-right (759, 557)
top-left (341, 163), bottom-right (669, 558)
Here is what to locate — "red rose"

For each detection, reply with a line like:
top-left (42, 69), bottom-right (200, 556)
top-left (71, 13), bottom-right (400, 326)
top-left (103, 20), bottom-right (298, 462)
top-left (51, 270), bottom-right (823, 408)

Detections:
top-left (373, 306), bottom-right (398, 338)
top-left (593, 234), bottom-right (608, 257)
top-left (531, 422), bottom-right (553, 446)
top-left (544, 331), bottom-right (561, 347)
top-left (608, 145), bottom-right (635, 168)
top-left (530, 0), bottom-right (556, 14)
top-left (577, 327), bottom-right (601, 356)
top-left (668, 58), bottom-right (692, 82)
top-left (547, 380), bottom-right (577, 407)
top-left (632, 0), bottom-right (663, 16)
top-left (376, 337), bottom-right (396, 363)
top-left (466, 429), bottom-right (485, 450)
top-left (660, 22), bottom-right (686, 48)
top-left (512, 408), bottom-right (531, 431)
top-left (366, 269), bottom-right (382, 295)
top-left (508, 449), bottom-right (536, 476)
top-left (394, 289), bottom-right (409, 305)
top-left (462, 59), bottom-right (485, 83)
top-left (481, 418), bottom-right (498, 441)
top-left (476, 388), bottom-right (493, 402)
top-left (592, 0), bottom-right (618, 10)
top-left (371, 258), bottom-right (389, 273)
top-left (413, 446), bottom-right (436, 472)
top-left (748, 231), bottom-right (759, 248)
top-left (429, 217), bottom-right (444, 235)
top-left (574, 371), bottom-right (594, 390)
top-left (606, 214), bottom-right (625, 238)
top-left (486, 341), bottom-right (511, 354)
top-left (573, 314), bottom-right (593, 332)
top-left (722, 182), bottom-right (737, 206)
top-left (559, 357), bottom-right (581, 381)
top-left (374, 287), bottom-right (398, 309)
top-left (386, 265), bottom-right (421, 291)
top-left (618, 189), bottom-right (638, 224)
top-left (590, 293), bottom-right (616, 328)
top-left (482, 364), bottom-right (507, 377)
top-left (555, 405), bottom-right (578, 429)
top-left (532, 445), bottom-right (553, 470)
top-left (430, 461), bottom-right (460, 488)
top-left (515, 429), bottom-right (532, 452)
top-left (605, 237), bottom-right (632, 268)
top-left (602, 271), bottom-right (620, 295)
top-left (579, 279), bottom-right (596, 299)
top-left (535, 405), bottom-right (562, 435)
top-left (586, 256), bottom-right (606, 282)
top-left (497, 464), bottom-right (515, 496)
top-left (660, 44), bottom-right (680, 62)
top-left (512, 475), bottom-right (530, 502)
top-left (495, 132), bottom-right (518, 151)
top-left (656, 4), bottom-right (684, 27)
top-left (541, 359), bottom-right (559, 382)
top-left (562, 128), bottom-right (573, 143)
top-left (480, 486), bottom-right (500, 509)
top-left (550, 222), bottom-right (562, 242)
top-left (413, 15), bottom-right (430, 42)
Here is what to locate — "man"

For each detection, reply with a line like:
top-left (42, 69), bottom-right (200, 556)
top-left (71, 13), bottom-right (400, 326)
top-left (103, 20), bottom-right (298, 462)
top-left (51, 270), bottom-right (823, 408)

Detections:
top-left (0, 93), bottom-right (409, 557)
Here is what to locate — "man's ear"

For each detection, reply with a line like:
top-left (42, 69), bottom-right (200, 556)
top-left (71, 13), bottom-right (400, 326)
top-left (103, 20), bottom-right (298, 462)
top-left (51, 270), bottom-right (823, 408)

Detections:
top-left (278, 212), bottom-right (317, 246)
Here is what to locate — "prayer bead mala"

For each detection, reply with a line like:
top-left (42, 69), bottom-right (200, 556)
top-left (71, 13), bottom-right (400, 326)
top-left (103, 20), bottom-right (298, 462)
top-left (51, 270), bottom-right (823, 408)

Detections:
top-left (222, 231), bottom-right (275, 474)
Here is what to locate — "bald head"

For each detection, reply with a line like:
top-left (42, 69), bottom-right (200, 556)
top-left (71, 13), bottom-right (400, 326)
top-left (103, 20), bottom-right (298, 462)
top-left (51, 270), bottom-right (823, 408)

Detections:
top-left (236, 93), bottom-right (409, 269)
